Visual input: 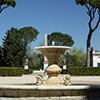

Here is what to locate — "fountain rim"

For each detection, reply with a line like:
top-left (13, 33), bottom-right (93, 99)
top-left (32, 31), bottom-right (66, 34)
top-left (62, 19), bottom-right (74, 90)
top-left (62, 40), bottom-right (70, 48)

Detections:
top-left (34, 46), bottom-right (71, 49)
top-left (0, 84), bottom-right (100, 97)
top-left (1, 84), bottom-right (100, 89)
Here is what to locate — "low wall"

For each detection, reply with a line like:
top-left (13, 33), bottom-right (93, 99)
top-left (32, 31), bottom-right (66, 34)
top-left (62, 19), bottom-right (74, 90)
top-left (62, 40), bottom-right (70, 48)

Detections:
top-left (0, 85), bottom-right (100, 99)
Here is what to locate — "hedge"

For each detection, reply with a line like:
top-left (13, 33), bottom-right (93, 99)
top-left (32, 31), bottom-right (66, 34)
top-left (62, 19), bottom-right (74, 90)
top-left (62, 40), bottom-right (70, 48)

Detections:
top-left (24, 69), bottom-right (33, 74)
top-left (66, 67), bottom-right (100, 76)
top-left (0, 67), bottom-right (24, 76)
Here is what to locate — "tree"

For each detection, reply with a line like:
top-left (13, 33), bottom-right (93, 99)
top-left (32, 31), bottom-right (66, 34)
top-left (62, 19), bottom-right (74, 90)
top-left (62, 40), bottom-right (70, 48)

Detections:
top-left (70, 47), bottom-right (86, 66)
top-left (2, 28), bottom-right (25, 67)
top-left (0, 0), bottom-right (16, 13)
top-left (58, 47), bottom-right (86, 67)
top-left (27, 47), bottom-right (44, 70)
top-left (75, 0), bottom-right (100, 66)
top-left (19, 26), bottom-right (39, 66)
top-left (28, 52), bottom-right (44, 70)
top-left (48, 32), bottom-right (74, 46)
top-left (19, 26), bottom-right (39, 49)
top-left (0, 46), bottom-right (3, 66)
top-left (1, 26), bottom-right (39, 67)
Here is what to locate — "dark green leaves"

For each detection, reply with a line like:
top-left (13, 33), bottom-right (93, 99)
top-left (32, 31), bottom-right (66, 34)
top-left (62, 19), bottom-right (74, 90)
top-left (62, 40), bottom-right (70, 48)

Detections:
top-left (0, 0), bottom-right (16, 7)
top-left (0, 26), bottom-right (39, 67)
top-left (19, 26), bottom-right (39, 45)
top-left (75, 0), bottom-right (100, 8)
top-left (0, 0), bottom-right (16, 13)
top-left (48, 32), bottom-right (74, 46)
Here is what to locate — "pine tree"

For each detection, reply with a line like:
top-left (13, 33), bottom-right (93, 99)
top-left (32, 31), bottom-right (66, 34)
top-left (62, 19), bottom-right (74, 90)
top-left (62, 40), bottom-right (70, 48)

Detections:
top-left (1, 26), bottom-right (39, 67)
top-left (2, 28), bottom-right (25, 67)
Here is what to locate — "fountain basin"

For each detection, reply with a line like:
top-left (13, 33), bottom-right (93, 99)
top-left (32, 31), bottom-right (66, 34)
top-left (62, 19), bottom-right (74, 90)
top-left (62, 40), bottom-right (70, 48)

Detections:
top-left (35, 46), bottom-right (70, 65)
top-left (0, 84), bottom-right (100, 98)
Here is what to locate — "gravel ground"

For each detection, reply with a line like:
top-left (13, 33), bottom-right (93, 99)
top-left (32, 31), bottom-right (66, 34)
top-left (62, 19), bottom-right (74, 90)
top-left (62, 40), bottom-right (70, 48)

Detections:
top-left (0, 72), bottom-right (100, 85)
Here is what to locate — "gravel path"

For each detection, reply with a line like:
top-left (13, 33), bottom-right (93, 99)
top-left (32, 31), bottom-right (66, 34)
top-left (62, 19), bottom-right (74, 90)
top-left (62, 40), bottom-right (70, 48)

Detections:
top-left (0, 72), bottom-right (100, 85)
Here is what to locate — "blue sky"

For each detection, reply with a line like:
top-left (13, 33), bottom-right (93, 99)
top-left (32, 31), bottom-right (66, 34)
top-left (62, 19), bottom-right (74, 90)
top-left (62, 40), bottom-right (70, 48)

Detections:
top-left (0, 0), bottom-right (100, 52)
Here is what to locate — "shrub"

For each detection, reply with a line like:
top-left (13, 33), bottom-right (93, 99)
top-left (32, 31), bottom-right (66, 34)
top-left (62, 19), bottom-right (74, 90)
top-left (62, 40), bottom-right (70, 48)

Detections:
top-left (66, 67), bottom-right (100, 76)
top-left (0, 67), bottom-right (24, 76)
top-left (24, 69), bottom-right (33, 74)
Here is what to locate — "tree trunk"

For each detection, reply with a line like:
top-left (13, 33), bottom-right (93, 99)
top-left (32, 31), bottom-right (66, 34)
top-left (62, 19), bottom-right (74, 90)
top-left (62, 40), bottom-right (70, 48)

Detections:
top-left (86, 31), bottom-right (92, 67)
top-left (85, 5), bottom-right (100, 67)
top-left (86, 47), bottom-right (91, 67)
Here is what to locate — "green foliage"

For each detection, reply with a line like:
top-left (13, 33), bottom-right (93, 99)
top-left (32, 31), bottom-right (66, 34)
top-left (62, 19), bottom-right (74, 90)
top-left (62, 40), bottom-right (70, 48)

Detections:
top-left (58, 47), bottom-right (86, 67)
top-left (24, 69), bottom-right (33, 74)
top-left (0, 67), bottom-right (24, 76)
top-left (48, 32), bottom-right (74, 46)
top-left (28, 51), bottom-right (44, 70)
top-left (0, 46), bottom-right (3, 64)
top-left (76, 0), bottom-right (86, 5)
top-left (70, 47), bottom-right (86, 66)
top-left (0, 0), bottom-right (16, 7)
top-left (0, 0), bottom-right (16, 13)
top-left (27, 46), bottom-right (43, 70)
top-left (76, 0), bottom-right (100, 8)
top-left (19, 26), bottom-right (39, 67)
top-left (19, 26), bottom-right (39, 46)
top-left (0, 27), bottom-right (39, 67)
top-left (66, 67), bottom-right (100, 76)
top-left (1, 28), bottom-right (25, 67)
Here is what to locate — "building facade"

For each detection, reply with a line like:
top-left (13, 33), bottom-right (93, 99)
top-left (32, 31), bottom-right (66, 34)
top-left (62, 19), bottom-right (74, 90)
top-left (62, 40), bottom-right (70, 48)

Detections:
top-left (93, 51), bottom-right (100, 67)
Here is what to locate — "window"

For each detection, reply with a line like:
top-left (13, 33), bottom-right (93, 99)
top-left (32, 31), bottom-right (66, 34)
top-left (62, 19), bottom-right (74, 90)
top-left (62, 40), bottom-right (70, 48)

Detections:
top-left (97, 63), bottom-right (100, 67)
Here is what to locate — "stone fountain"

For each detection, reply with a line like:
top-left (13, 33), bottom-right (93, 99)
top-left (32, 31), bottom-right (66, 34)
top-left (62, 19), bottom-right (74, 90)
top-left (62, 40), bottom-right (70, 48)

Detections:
top-left (35, 46), bottom-right (71, 85)
top-left (0, 46), bottom-right (100, 99)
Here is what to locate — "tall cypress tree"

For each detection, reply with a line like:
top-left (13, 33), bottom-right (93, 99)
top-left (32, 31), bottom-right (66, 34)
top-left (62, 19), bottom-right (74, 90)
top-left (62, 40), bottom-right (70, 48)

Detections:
top-left (2, 28), bottom-right (25, 67)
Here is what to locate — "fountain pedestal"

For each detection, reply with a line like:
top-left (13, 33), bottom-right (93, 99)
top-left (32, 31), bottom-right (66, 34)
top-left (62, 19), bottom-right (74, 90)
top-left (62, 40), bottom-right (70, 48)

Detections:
top-left (45, 64), bottom-right (62, 84)
top-left (35, 46), bottom-right (70, 85)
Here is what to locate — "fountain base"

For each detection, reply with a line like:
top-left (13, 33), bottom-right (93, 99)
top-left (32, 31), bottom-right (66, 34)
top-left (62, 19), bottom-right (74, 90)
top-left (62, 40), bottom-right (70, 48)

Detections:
top-left (35, 46), bottom-right (71, 85)
top-left (0, 85), bottom-right (100, 98)
top-left (36, 64), bottom-right (71, 85)
top-left (45, 64), bottom-right (62, 84)
top-left (46, 76), bottom-right (60, 84)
